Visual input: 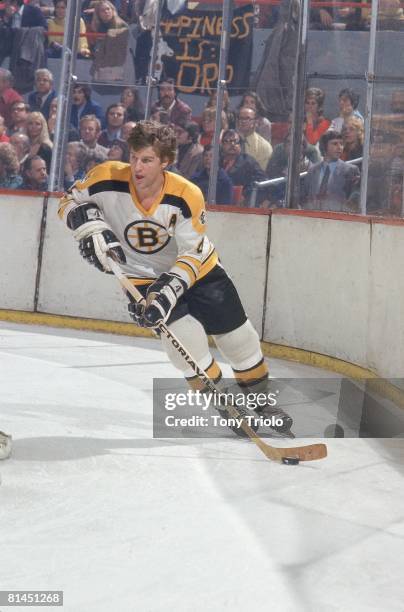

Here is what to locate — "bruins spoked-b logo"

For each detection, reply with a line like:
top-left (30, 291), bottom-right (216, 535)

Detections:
top-left (125, 220), bottom-right (171, 254)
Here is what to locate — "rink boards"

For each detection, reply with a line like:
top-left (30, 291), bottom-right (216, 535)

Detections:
top-left (1, 192), bottom-right (404, 377)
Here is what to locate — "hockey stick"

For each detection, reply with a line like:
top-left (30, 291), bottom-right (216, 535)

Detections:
top-left (107, 257), bottom-right (327, 463)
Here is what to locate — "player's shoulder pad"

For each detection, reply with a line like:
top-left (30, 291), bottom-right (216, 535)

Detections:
top-left (165, 171), bottom-right (206, 221)
top-left (74, 161), bottom-right (131, 192)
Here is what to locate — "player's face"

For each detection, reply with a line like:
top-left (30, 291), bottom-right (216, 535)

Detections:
top-left (130, 146), bottom-right (167, 192)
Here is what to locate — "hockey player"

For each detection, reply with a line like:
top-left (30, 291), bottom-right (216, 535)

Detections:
top-left (0, 431), bottom-right (11, 460)
top-left (58, 121), bottom-right (292, 436)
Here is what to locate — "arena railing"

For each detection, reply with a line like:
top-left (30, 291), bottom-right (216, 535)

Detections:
top-left (249, 157), bottom-right (363, 209)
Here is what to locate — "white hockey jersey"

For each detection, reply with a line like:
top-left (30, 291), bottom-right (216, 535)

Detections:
top-left (58, 161), bottom-right (218, 288)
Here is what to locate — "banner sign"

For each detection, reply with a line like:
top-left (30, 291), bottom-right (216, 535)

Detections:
top-left (159, 4), bottom-right (254, 95)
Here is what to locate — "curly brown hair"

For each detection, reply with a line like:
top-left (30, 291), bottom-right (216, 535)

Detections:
top-left (0, 142), bottom-right (20, 176)
top-left (127, 120), bottom-right (176, 164)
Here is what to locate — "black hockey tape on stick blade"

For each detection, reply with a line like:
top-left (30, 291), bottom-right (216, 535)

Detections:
top-left (282, 457), bottom-right (300, 465)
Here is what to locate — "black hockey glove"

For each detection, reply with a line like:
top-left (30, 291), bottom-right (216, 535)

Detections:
top-left (127, 296), bottom-right (147, 328)
top-left (143, 273), bottom-right (187, 327)
top-left (78, 229), bottom-right (126, 273)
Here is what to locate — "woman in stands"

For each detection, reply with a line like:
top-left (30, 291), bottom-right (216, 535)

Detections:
top-left (47, 0), bottom-right (91, 58)
top-left (120, 87), bottom-right (144, 122)
top-left (237, 91), bottom-right (272, 143)
top-left (304, 87), bottom-right (331, 146)
top-left (26, 111), bottom-right (53, 172)
top-left (0, 142), bottom-right (22, 189)
top-left (341, 116), bottom-right (364, 162)
top-left (330, 88), bottom-right (363, 133)
top-left (90, 0), bottom-right (128, 39)
top-left (89, 0), bottom-right (129, 81)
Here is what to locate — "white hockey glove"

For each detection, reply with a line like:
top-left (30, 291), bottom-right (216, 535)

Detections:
top-left (68, 203), bottom-right (126, 273)
top-left (143, 273), bottom-right (187, 327)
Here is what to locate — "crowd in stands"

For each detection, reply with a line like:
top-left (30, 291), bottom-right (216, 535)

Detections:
top-left (257, 0), bottom-right (404, 30)
top-left (0, 54), bottom-right (367, 213)
top-left (0, 0), bottom-right (401, 214)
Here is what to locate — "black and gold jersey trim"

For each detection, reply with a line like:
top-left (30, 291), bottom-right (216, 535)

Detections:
top-left (163, 194), bottom-right (192, 219)
top-left (89, 180), bottom-right (131, 196)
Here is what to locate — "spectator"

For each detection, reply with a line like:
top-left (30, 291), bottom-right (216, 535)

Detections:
top-left (237, 91), bottom-right (272, 143)
top-left (120, 86), bottom-right (144, 122)
top-left (341, 116), bottom-right (364, 162)
top-left (121, 121), bottom-right (137, 141)
top-left (0, 116), bottom-right (9, 142)
top-left (0, 142), bottom-right (22, 188)
top-left (370, 0), bottom-right (404, 30)
top-left (0, 68), bottom-right (23, 129)
top-left (191, 144), bottom-right (233, 206)
top-left (266, 133), bottom-right (314, 206)
top-left (301, 130), bottom-right (360, 211)
top-left (84, 150), bottom-right (107, 173)
top-left (78, 114), bottom-right (108, 157)
top-left (26, 111), bottom-right (53, 171)
top-left (267, 129), bottom-right (321, 181)
top-left (9, 132), bottom-right (30, 168)
top-left (89, 0), bottom-right (129, 82)
top-left (220, 129), bottom-right (267, 205)
top-left (151, 78), bottom-right (192, 127)
top-left (236, 106), bottom-right (273, 171)
top-left (107, 139), bottom-right (129, 162)
top-left (8, 101), bottom-right (29, 135)
top-left (206, 87), bottom-right (236, 129)
top-left (199, 107), bottom-right (228, 147)
top-left (150, 108), bottom-right (170, 125)
top-left (47, 0), bottom-right (91, 58)
top-left (21, 154), bottom-right (48, 190)
top-left (174, 121), bottom-right (203, 179)
top-left (98, 103), bottom-right (126, 148)
top-left (304, 87), bottom-right (331, 146)
top-left (90, 0), bottom-right (128, 40)
top-left (1, 0), bottom-right (47, 28)
top-left (64, 141), bottom-right (87, 189)
top-left (330, 88), bottom-right (364, 133)
top-left (27, 69), bottom-right (57, 121)
top-left (47, 97), bottom-right (79, 142)
top-left (70, 84), bottom-right (103, 130)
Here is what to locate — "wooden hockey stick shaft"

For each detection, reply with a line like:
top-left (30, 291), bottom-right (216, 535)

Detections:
top-left (107, 257), bottom-right (327, 463)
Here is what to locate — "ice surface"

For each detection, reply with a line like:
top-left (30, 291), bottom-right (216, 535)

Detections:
top-left (1, 322), bottom-right (404, 612)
